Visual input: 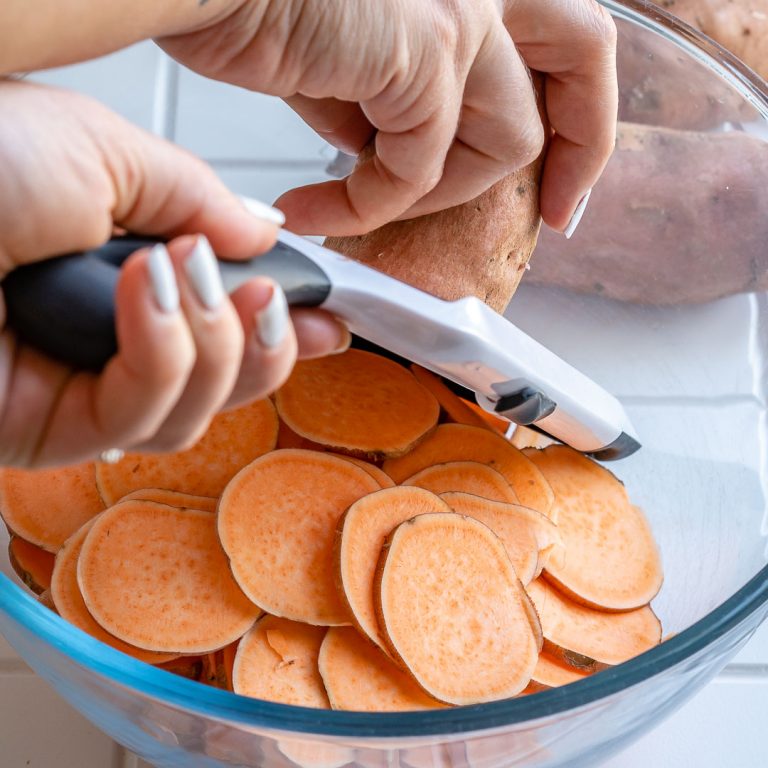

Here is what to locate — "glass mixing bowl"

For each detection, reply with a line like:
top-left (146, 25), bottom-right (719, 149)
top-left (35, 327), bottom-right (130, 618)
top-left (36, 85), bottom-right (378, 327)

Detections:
top-left (1, 1), bottom-right (767, 766)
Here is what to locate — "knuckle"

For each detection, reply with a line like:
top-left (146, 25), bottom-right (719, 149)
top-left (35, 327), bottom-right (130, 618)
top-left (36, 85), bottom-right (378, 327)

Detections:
top-left (508, 117), bottom-right (546, 169)
top-left (582, 1), bottom-right (618, 51)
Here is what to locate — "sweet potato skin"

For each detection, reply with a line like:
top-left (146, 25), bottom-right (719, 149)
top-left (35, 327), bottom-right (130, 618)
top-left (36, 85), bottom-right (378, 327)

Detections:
top-left (324, 161), bottom-right (544, 313)
top-left (530, 123), bottom-right (768, 304)
top-left (659, 0), bottom-right (768, 79)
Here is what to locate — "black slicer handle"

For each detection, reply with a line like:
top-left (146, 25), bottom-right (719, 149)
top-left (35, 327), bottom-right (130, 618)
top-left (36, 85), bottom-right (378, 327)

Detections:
top-left (1, 235), bottom-right (332, 371)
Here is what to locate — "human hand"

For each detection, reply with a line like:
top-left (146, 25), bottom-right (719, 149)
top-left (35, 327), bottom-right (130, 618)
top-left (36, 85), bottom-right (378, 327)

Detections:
top-left (0, 82), bottom-right (348, 468)
top-left (158, 0), bottom-right (617, 235)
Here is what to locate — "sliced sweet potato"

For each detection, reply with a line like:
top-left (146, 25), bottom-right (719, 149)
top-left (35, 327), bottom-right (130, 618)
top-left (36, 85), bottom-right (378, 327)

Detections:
top-left (276, 740), bottom-right (353, 768)
top-left (330, 455), bottom-right (395, 489)
top-left (463, 401), bottom-right (509, 435)
top-left (277, 420), bottom-right (324, 451)
top-left (530, 652), bottom-right (591, 690)
top-left (403, 461), bottom-right (518, 504)
top-left (410, 366), bottom-right (489, 429)
top-left (525, 445), bottom-right (663, 611)
top-left (319, 627), bottom-right (443, 711)
top-left (118, 489), bottom-right (217, 513)
top-left (438, 492), bottom-right (558, 585)
top-left (0, 462), bottom-right (104, 552)
top-left (51, 520), bottom-right (179, 664)
top-left (77, 501), bottom-right (261, 653)
top-left (510, 426), bottom-right (556, 450)
top-left (383, 424), bottom-right (554, 517)
top-left (375, 513), bottom-right (539, 705)
top-left (335, 486), bottom-right (452, 650)
top-left (219, 450), bottom-right (380, 625)
top-left (232, 615), bottom-right (329, 708)
top-left (8, 536), bottom-right (55, 594)
top-left (527, 578), bottom-right (662, 670)
top-left (37, 589), bottom-right (56, 612)
top-left (275, 350), bottom-right (439, 460)
top-left (96, 398), bottom-right (278, 505)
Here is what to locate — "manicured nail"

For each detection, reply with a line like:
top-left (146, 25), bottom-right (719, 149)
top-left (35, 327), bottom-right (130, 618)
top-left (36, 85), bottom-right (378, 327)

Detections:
top-left (184, 235), bottom-right (225, 310)
top-left (147, 244), bottom-right (179, 313)
top-left (564, 189), bottom-right (592, 240)
top-left (240, 196), bottom-right (286, 227)
top-left (256, 283), bottom-right (290, 348)
top-left (332, 324), bottom-right (352, 355)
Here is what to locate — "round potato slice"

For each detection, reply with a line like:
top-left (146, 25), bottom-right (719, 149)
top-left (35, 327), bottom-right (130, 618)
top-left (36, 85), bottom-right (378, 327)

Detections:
top-left (526, 445), bottom-right (663, 611)
top-left (336, 486), bottom-right (452, 651)
top-left (233, 615), bottom-right (329, 708)
top-left (275, 350), bottom-right (439, 459)
top-left (219, 450), bottom-right (380, 625)
top-left (96, 398), bottom-right (278, 504)
top-left (319, 627), bottom-right (443, 711)
top-left (77, 501), bottom-right (261, 654)
top-left (403, 461), bottom-right (518, 503)
top-left (376, 513), bottom-right (539, 705)
top-left (527, 578), bottom-right (662, 669)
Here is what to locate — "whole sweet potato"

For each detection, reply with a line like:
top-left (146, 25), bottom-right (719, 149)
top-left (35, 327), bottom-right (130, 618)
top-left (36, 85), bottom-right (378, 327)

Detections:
top-left (529, 122), bottom-right (768, 305)
top-left (658, 0), bottom-right (768, 79)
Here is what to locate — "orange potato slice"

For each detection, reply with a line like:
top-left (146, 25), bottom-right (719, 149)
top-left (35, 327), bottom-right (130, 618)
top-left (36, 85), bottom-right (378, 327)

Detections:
top-left (336, 486), bottom-right (452, 650)
top-left (319, 627), bottom-right (443, 711)
top-left (51, 520), bottom-right (179, 664)
top-left (96, 398), bottom-right (278, 505)
top-left (232, 615), bottom-right (329, 708)
top-left (275, 350), bottom-right (439, 460)
top-left (527, 578), bottom-right (662, 670)
top-left (8, 536), bottom-right (55, 594)
top-left (526, 445), bottom-right (663, 610)
top-left (439, 492), bottom-right (560, 585)
top-left (375, 513), bottom-right (539, 705)
top-left (383, 424), bottom-right (554, 517)
top-left (402, 461), bottom-right (518, 503)
top-left (409, 365), bottom-right (490, 429)
top-left (117, 488), bottom-right (217, 513)
top-left (0, 462), bottom-right (104, 552)
top-left (77, 501), bottom-right (261, 653)
top-left (219, 450), bottom-right (380, 625)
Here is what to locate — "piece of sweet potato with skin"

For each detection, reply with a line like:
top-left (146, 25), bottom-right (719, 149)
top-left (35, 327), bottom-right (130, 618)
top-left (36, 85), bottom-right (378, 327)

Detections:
top-left (531, 123), bottom-right (768, 304)
top-left (324, 155), bottom-right (544, 313)
top-left (658, 0), bottom-right (768, 79)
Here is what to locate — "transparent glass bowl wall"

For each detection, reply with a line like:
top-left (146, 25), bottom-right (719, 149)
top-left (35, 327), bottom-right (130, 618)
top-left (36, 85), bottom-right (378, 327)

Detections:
top-left (1, 2), bottom-right (767, 766)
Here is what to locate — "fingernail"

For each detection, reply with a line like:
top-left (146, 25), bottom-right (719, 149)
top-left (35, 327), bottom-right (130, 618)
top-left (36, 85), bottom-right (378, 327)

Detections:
top-left (240, 196), bottom-right (286, 227)
top-left (255, 283), bottom-right (290, 348)
top-left (184, 235), bottom-right (225, 310)
top-left (564, 189), bottom-right (592, 240)
top-left (147, 244), bottom-right (179, 313)
top-left (332, 324), bottom-right (352, 354)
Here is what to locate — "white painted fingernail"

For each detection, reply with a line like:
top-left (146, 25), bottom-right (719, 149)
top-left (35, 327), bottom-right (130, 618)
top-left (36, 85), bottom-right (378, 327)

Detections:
top-left (564, 189), bottom-right (592, 239)
top-left (147, 244), bottom-right (179, 313)
top-left (255, 283), bottom-right (290, 348)
top-left (185, 235), bottom-right (225, 310)
top-left (240, 196), bottom-right (286, 227)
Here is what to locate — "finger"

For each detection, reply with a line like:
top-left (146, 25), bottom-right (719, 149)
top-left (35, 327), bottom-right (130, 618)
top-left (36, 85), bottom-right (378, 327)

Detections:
top-left (284, 95), bottom-right (374, 155)
top-left (396, 23), bottom-right (544, 219)
top-left (277, 69), bottom-right (461, 235)
top-left (223, 278), bottom-right (297, 410)
top-left (32, 244), bottom-right (196, 465)
top-left (505, 0), bottom-right (618, 230)
top-left (133, 235), bottom-right (245, 453)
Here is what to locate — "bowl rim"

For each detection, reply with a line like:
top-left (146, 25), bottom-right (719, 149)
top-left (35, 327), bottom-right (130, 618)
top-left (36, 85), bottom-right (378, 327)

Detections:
top-left (2, 0), bottom-right (768, 741)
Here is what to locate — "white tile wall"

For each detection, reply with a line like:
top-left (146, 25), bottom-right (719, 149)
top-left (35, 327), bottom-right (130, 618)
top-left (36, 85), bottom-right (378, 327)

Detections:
top-left (4, 42), bottom-right (768, 768)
